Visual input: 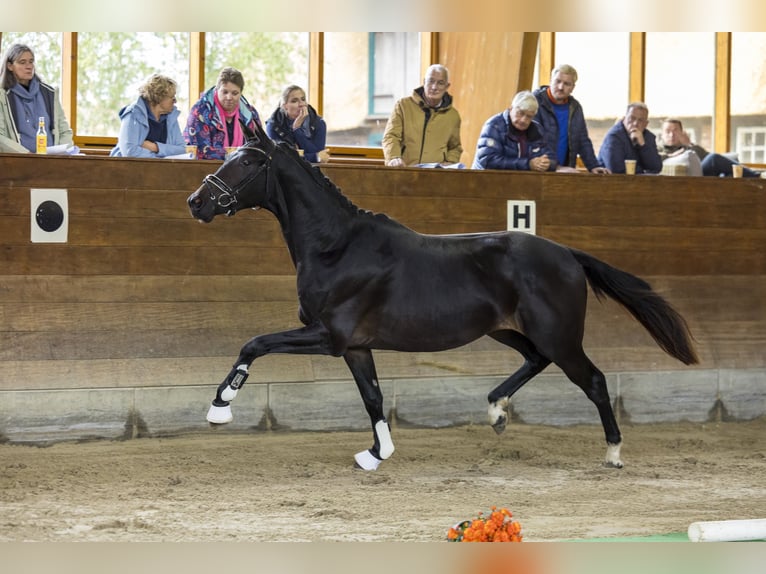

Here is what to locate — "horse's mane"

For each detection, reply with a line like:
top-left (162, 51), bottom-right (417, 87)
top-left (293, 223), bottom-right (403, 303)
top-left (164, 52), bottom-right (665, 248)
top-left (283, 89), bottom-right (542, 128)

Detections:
top-left (281, 143), bottom-right (403, 228)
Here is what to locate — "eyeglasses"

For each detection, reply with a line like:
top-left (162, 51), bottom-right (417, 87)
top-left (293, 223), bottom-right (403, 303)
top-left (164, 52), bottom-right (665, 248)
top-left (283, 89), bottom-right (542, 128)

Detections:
top-left (425, 79), bottom-right (447, 88)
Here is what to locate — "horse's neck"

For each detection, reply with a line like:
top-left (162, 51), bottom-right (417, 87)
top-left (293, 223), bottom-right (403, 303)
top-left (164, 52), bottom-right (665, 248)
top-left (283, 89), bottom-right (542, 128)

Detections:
top-left (271, 165), bottom-right (355, 261)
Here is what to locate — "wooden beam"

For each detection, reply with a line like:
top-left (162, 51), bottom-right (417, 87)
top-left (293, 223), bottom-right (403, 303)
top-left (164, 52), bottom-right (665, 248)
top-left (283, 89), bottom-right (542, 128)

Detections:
top-left (714, 32), bottom-right (732, 153)
top-left (189, 33), bottom-right (205, 101)
top-left (309, 32), bottom-right (323, 114)
top-left (538, 32), bottom-right (555, 86)
top-left (62, 33), bottom-right (77, 134)
top-left (518, 33), bottom-right (539, 90)
top-left (629, 32), bottom-right (645, 103)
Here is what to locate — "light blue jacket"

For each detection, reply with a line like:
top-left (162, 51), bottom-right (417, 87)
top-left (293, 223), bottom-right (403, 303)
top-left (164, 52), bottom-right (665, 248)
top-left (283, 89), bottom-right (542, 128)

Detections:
top-left (110, 96), bottom-right (185, 158)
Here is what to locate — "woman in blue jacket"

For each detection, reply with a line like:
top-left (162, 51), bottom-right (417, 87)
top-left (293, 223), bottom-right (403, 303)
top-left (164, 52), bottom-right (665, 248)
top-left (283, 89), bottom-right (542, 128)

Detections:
top-left (472, 91), bottom-right (557, 172)
top-left (110, 74), bottom-right (185, 158)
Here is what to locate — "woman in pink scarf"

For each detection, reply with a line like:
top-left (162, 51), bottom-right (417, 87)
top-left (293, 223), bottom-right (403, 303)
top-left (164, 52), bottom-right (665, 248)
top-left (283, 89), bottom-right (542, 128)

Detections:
top-left (184, 67), bottom-right (261, 160)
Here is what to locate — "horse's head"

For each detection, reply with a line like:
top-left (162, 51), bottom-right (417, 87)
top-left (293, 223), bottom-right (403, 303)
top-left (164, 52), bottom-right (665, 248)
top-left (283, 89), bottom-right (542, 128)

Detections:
top-left (187, 122), bottom-right (276, 223)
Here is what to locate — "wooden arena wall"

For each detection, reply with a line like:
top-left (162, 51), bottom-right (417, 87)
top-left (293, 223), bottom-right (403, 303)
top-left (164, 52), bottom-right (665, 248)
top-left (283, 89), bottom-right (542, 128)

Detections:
top-left (1, 154), bottom-right (764, 441)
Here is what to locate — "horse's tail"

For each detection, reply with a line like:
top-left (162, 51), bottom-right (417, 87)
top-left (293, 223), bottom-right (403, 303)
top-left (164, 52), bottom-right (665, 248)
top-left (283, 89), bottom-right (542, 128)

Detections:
top-left (569, 248), bottom-right (699, 365)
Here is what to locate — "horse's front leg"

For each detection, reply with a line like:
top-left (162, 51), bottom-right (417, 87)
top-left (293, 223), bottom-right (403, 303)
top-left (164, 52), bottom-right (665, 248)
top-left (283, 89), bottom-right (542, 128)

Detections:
top-left (207, 323), bottom-right (334, 425)
top-left (344, 348), bottom-right (394, 471)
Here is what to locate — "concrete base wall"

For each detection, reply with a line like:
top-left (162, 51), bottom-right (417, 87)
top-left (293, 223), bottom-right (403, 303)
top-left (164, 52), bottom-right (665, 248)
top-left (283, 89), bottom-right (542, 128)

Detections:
top-left (1, 368), bottom-right (763, 444)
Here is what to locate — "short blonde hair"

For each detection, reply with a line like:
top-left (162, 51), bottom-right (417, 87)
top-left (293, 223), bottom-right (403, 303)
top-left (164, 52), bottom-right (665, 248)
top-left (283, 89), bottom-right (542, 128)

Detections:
top-left (139, 74), bottom-right (177, 105)
top-left (511, 90), bottom-right (538, 114)
top-left (551, 64), bottom-right (578, 83)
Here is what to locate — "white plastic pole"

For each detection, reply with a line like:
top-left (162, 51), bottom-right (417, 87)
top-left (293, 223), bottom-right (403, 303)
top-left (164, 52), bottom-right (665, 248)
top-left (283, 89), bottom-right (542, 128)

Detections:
top-left (688, 518), bottom-right (766, 542)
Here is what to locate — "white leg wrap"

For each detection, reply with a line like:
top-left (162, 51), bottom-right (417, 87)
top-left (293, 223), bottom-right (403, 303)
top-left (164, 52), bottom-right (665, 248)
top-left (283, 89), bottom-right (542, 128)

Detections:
top-left (354, 449), bottom-right (382, 471)
top-left (206, 403), bottom-right (233, 424)
top-left (487, 397), bottom-right (509, 425)
top-left (375, 420), bottom-right (395, 459)
top-left (605, 442), bottom-right (623, 468)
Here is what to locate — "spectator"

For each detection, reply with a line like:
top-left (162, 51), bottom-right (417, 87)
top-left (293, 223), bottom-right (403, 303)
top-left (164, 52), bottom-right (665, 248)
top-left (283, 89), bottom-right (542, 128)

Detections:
top-left (472, 90), bottom-right (557, 172)
top-left (184, 67), bottom-right (261, 160)
top-left (0, 43), bottom-right (73, 153)
top-left (266, 85), bottom-right (328, 163)
top-left (658, 118), bottom-right (761, 178)
top-left (598, 102), bottom-right (662, 174)
top-left (533, 64), bottom-right (609, 173)
top-left (110, 73), bottom-right (185, 158)
top-left (382, 64), bottom-right (462, 167)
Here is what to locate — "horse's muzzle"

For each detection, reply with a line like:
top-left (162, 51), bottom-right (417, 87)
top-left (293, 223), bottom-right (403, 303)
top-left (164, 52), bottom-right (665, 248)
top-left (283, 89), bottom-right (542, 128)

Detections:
top-left (187, 186), bottom-right (215, 223)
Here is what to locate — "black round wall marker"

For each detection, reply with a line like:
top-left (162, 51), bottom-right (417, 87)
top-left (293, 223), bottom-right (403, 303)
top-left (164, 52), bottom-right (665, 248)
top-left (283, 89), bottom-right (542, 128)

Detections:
top-left (35, 200), bottom-right (65, 232)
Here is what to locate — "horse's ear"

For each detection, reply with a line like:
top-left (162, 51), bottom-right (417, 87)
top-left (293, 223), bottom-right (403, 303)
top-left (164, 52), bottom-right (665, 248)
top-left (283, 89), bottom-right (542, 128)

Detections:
top-left (240, 119), bottom-right (256, 141)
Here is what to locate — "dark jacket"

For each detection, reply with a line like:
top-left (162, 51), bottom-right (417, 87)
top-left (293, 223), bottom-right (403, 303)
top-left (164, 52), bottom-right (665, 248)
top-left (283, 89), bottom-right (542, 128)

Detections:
top-left (472, 109), bottom-right (557, 171)
top-left (598, 122), bottom-right (662, 174)
top-left (266, 104), bottom-right (326, 163)
top-left (533, 86), bottom-right (601, 170)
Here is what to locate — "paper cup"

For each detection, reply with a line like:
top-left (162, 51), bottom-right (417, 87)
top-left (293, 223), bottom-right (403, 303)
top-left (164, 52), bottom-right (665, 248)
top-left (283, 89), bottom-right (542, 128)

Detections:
top-left (185, 145), bottom-right (197, 158)
top-left (732, 164), bottom-right (743, 178)
top-left (624, 159), bottom-right (637, 175)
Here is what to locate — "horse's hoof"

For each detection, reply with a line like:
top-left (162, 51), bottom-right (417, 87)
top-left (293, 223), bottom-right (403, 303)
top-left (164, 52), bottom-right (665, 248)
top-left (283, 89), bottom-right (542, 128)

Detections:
top-left (491, 415), bottom-right (507, 435)
top-left (604, 442), bottom-right (623, 468)
top-left (206, 403), bottom-right (233, 424)
top-left (354, 449), bottom-right (382, 471)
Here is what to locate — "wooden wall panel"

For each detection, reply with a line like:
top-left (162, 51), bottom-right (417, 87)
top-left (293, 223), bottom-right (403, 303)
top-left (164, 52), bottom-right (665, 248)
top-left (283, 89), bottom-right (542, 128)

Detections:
top-left (1, 155), bottom-right (764, 395)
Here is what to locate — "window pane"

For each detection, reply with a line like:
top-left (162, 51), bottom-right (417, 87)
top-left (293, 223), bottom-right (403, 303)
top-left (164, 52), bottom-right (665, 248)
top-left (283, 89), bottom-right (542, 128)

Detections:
top-left (1, 32), bottom-right (62, 90)
top-left (553, 33), bottom-right (629, 154)
top-left (731, 33), bottom-right (766, 163)
top-left (323, 32), bottom-right (420, 148)
top-left (77, 33), bottom-right (189, 137)
top-left (645, 33), bottom-right (715, 151)
top-left (204, 33), bottom-right (309, 120)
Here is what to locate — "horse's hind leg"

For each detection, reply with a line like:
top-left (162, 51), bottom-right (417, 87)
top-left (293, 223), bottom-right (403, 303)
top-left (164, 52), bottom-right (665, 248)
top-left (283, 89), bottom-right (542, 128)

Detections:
top-left (486, 330), bottom-right (551, 434)
top-left (344, 348), bottom-right (393, 471)
top-left (556, 352), bottom-right (623, 468)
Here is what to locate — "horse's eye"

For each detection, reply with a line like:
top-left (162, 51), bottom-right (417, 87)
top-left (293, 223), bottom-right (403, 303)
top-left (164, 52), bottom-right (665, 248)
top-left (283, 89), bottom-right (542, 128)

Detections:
top-left (242, 159), bottom-right (251, 166)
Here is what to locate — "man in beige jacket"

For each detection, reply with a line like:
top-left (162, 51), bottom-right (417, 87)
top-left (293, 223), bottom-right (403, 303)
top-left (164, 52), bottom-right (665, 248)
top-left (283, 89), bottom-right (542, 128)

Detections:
top-left (382, 64), bottom-right (463, 167)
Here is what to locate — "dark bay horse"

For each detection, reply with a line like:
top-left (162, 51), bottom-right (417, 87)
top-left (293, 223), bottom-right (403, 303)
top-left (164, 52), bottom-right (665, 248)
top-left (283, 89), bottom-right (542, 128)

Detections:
top-left (187, 122), bottom-right (697, 470)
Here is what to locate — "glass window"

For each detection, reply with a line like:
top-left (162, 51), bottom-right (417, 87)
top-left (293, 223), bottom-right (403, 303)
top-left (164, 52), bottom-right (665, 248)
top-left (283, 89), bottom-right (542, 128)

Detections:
top-left (553, 33), bottom-right (629, 154)
top-left (204, 33), bottom-right (309, 121)
top-left (731, 33), bottom-right (766, 162)
top-left (323, 32), bottom-right (421, 148)
top-left (645, 33), bottom-right (715, 151)
top-left (1, 32), bottom-right (62, 90)
top-left (77, 33), bottom-right (189, 137)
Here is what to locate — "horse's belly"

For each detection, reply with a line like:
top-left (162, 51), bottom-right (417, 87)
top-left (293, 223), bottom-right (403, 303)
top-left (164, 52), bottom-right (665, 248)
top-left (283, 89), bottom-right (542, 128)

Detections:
top-left (358, 304), bottom-right (511, 352)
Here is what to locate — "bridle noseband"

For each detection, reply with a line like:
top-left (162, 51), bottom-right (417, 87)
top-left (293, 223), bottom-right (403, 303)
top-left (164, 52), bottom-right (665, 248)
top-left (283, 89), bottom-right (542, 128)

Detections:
top-left (202, 146), bottom-right (273, 216)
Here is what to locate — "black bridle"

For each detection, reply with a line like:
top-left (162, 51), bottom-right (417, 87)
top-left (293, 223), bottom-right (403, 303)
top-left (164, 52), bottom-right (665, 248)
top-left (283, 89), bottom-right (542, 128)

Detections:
top-left (202, 147), bottom-right (273, 216)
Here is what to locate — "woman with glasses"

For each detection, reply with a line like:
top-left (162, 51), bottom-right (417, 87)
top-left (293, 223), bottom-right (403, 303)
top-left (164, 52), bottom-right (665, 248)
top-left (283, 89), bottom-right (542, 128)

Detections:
top-left (382, 64), bottom-right (463, 167)
top-left (0, 43), bottom-right (73, 153)
top-left (110, 73), bottom-right (185, 158)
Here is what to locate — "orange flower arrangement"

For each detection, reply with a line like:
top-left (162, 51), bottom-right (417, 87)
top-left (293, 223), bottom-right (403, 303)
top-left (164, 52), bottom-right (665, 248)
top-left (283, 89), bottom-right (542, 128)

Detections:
top-left (447, 506), bottom-right (523, 542)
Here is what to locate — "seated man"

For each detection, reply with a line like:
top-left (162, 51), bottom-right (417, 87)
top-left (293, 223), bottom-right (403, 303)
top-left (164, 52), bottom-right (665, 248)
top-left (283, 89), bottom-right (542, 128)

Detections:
top-left (598, 102), bottom-right (662, 174)
top-left (658, 118), bottom-right (761, 178)
top-left (472, 90), bottom-right (557, 172)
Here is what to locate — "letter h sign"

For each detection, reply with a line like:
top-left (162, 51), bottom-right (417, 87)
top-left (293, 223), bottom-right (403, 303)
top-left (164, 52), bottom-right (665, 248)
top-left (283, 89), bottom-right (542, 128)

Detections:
top-left (506, 200), bottom-right (536, 234)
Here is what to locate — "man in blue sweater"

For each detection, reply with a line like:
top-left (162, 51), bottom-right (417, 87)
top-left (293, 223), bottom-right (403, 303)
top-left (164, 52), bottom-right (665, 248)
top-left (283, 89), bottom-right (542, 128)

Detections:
top-left (533, 64), bottom-right (609, 174)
